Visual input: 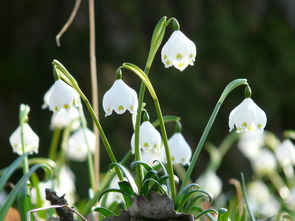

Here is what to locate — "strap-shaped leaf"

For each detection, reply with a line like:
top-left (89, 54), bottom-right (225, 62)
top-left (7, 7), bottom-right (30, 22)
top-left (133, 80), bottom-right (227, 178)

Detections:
top-left (130, 161), bottom-right (154, 172)
top-left (185, 194), bottom-right (209, 213)
top-left (109, 162), bottom-right (138, 194)
top-left (0, 153), bottom-right (29, 192)
top-left (175, 183), bottom-right (200, 209)
top-left (191, 207), bottom-right (218, 220)
top-left (0, 164), bottom-right (51, 220)
top-left (178, 189), bottom-right (213, 211)
top-left (141, 178), bottom-right (167, 196)
top-left (118, 181), bottom-right (135, 197)
top-left (93, 207), bottom-right (117, 217)
top-left (217, 208), bottom-right (230, 221)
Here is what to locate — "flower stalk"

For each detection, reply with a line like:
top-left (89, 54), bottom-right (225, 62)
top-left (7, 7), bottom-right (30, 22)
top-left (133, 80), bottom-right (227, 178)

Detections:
top-left (180, 79), bottom-right (249, 190)
top-left (48, 128), bottom-right (62, 160)
top-left (52, 60), bottom-right (124, 181)
top-left (133, 16), bottom-right (180, 190)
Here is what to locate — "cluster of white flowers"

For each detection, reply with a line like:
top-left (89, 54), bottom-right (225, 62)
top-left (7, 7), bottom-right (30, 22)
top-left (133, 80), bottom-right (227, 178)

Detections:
top-left (247, 181), bottom-right (280, 217)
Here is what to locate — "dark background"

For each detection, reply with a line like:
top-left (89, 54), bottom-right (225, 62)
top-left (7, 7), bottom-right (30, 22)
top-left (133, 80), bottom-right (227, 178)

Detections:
top-left (1, 0), bottom-right (295, 196)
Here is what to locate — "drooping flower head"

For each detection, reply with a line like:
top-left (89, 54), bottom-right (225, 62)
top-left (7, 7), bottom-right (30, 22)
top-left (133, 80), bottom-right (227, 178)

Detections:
top-left (49, 79), bottom-right (80, 112)
top-left (104, 176), bottom-right (124, 206)
top-left (247, 181), bottom-right (280, 217)
top-left (161, 30), bottom-right (196, 71)
top-left (50, 107), bottom-right (80, 130)
top-left (229, 98), bottom-right (267, 133)
top-left (251, 149), bottom-right (276, 175)
top-left (42, 84), bottom-right (54, 109)
top-left (131, 121), bottom-right (162, 154)
top-left (103, 79), bottom-right (138, 117)
top-left (66, 127), bottom-right (96, 161)
top-left (197, 171), bottom-right (222, 197)
top-left (168, 133), bottom-right (192, 165)
top-left (275, 139), bottom-right (295, 167)
top-left (141, 148), bottom-right (166, 166)
top-left (238, 131), bottom-right (264, 159)
top-left (9, 123), bottom-right (39, 155)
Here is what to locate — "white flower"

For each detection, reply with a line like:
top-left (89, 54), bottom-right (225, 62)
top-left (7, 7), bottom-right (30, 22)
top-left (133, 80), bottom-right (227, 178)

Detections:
top-left (161, 30), bottom-right (196, 71)
top-left (104, 176), bottom-right (124, 206)
top-left (168, 133), bottom-right (192, 165)
top-left (102, 79), bottom-right (138, 117)
top-left (251, 149), bottom-right (276, 175)
top-left (49, 80), bottom-right (80, 112)
top-left (31, 166), bottom-right (76, 206)
top-left (275, 139), bottom-right (295, 167)
top-left (229, 98), bottom-right (267, 133)
top-left (131, 121), bottom-right (162, 154)
top-left (196, 171), bottom-right (222, 197)
top-left (238, 132), bottom-right (264, 159)
top-left (42, 84), bottom-right (54, 109)
top-left (248, 181), bottom-right (280, 217)
top-left (286, 188), bottom-right (295, 209)
top-left (141, 148), bottom-right (166, 165)
top-left (9, 123), bottom-right (39, 155)
top-left (66, 128), bottom-right (96, 161)
top-left (50, 107), bottom-right (80, 129)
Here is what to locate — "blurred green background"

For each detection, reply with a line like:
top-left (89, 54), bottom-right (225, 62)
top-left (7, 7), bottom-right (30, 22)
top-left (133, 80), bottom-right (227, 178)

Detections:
top-left (1, 0), bottom-right (295, 196)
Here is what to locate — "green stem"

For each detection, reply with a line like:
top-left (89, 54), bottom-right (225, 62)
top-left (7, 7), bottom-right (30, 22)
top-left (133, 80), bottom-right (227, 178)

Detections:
top-left (241, 173), bottom-right (256, 221)
top-left (78, 107), bottom-right (96, 194)
top-left (267, 171), bottom-right (289, 200)
top-left (19, 104), bottom-right (30, 195)
top-left (49, 128), bottom-right (62, 160)
top-left (180, 79), bottom-right (248, 190)
top-left (52, 60), bottom-right (124, 181)
top-left (154, 98), bottom-right (177, 201)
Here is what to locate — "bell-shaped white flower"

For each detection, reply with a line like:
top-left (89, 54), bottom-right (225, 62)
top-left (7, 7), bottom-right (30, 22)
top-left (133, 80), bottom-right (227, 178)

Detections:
top-left (104, 176), bottom-right (124, 206)
top-left (251, 149), bottom-right (276, 175)
top-left (49, 79), bottom-right (80, 112)
top-left (141, 148), bottom-right (166, 165)
top-left (248, 181), bottom-right (280, 217)
top-left (275, 139), bottom-right (295, 167)
top-left (161, 30), bottom-right (196, 71)
top-left (103, 79), bottom-right (138, 117)
top-left (9, 123), bottom-right (39, 155)
top-left (42, 84), bottom-right (54, 109)
top-left (31, 166), bottom-right (76, 206)
top-left (196, 171), bottom-right (222, 197)
top-left (168, 133), bottom-right (192, 165)
top-left (131, 121), bottom-right (162, 154)
top-left (229, 98), bottom-right (267, 133)
top-left (50, 107), bottom-right (80, 129)
top-left (238, 132), bottom-right (264, 159)
top-left (66, 127), bottom-right (96, 161)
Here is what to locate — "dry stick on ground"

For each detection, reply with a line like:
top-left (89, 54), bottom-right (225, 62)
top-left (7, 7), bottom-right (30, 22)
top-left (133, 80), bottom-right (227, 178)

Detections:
top-left (55, 0), bottom-right (82, 47)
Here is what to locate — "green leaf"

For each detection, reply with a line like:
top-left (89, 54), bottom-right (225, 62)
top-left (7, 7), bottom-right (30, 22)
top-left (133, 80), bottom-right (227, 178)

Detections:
top-left (97, 188), bottom-right (133, 209)
top-left (175, 183), bottom-right (200, 209)
top-left (93, 207), bottom-right (117, 217)
top-left (130, 161), bottom-right (154, 172)
top-left (110, 163), bottom-right (138, 194)
top-left (0, 164), bottom-right (51, 220)
top-left (143, 170), bottom-right (159, 181)
top-left (0, 153), bottom-right (29, 193)
top-left (178, 189), bottom-right (213, 210)
top-left (192, 208), bottom-right (218, 220)
top-left (141, 178), bottom-right (167, 196)
top-left (118, 181), bottom-right (135, 207)
top-left (241, 173), bottom-right (256, 221)
top-left (150, 16), bottom-right (167, 52)
top-left (185, 194), bottom-right (208, 212)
